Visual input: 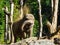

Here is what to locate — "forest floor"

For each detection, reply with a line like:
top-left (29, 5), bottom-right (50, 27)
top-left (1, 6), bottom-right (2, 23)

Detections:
top-left (10, 37), bottom-right (56, 45)
top-left (0, 37), bottom-right (60, 45)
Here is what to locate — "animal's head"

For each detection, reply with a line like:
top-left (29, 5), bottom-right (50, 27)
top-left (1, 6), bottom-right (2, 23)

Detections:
top-left (25, 14), bottom-right (34, 20)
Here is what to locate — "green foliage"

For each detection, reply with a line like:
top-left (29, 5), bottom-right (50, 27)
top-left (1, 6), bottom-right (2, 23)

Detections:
top-left (33, 20), bottom-right (39, 36)
top-left (13, 6), bottom-right (19, 22)
top-left (0, 0), bottom-right (5, 43)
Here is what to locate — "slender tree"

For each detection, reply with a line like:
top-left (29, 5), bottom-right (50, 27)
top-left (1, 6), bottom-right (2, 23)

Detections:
top-left (4, 7), bottom-right (9, 44)
top-left (51, 0), bottom-right (59, 33)
top-left (9, 0), bottom-right (14, 43)
top-left (20, 0), bottom-right (24, 19)
top-left (51, 0), bottom-right (53, 12)
top-left (38, 0), bottom-right (43, 38)
top-left (47, 0), bottom-right (59, 34)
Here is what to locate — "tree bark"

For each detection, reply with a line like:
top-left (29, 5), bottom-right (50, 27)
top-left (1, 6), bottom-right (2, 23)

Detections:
top-left (51, 0), bottom-right (54, 12)
top-left (46, 0), bottom-right (59, 34)
top-left (4, 7), bottom-right (9, 44)
top-left (9, 0), bottom-right (14, 43)
top-left (19, 0), bottom-right (24, 19)
top-left (46, 21), bottom-right (51, 30)
top-left (38, 0), bottom-right (43, 38)
top-left (50, 0), bottom-right (59, 33)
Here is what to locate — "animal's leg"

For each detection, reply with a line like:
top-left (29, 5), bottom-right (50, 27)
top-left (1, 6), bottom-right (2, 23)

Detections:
top-left (21, 32), bottom-right (26, 40)
top-left (30, 27), bottom-right (33, 37)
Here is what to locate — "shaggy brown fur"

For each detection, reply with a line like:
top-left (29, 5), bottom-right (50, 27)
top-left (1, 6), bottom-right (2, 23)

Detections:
top-left (12, 14), bottom-right (34, 42)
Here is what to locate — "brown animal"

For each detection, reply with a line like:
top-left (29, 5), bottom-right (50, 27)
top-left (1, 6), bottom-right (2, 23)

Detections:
top-left (12, 14), bottom-right (34, 42)
top-left (21, 14), bottom-right (34, 37)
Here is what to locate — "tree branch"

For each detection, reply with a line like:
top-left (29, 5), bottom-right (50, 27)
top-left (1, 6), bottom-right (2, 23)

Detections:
top-left (46, 21), bottom-right (51, 29)
top-left (3, 7), bottom-right (10, 15)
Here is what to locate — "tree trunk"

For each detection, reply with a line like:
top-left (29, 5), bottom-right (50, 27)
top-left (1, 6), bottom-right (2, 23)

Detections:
top-left (19, 0), bottom-right (24, 19)
top-left (51, 0), bottom-right (53, 12)
top-left (50, 0), bottom-right (59, 33)
top-left (38, 0), bottom-right (43, 38)
top-left (10, 0), bottom-right (14, 43)
top-left (4, 7), bottom-right (9, 43)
